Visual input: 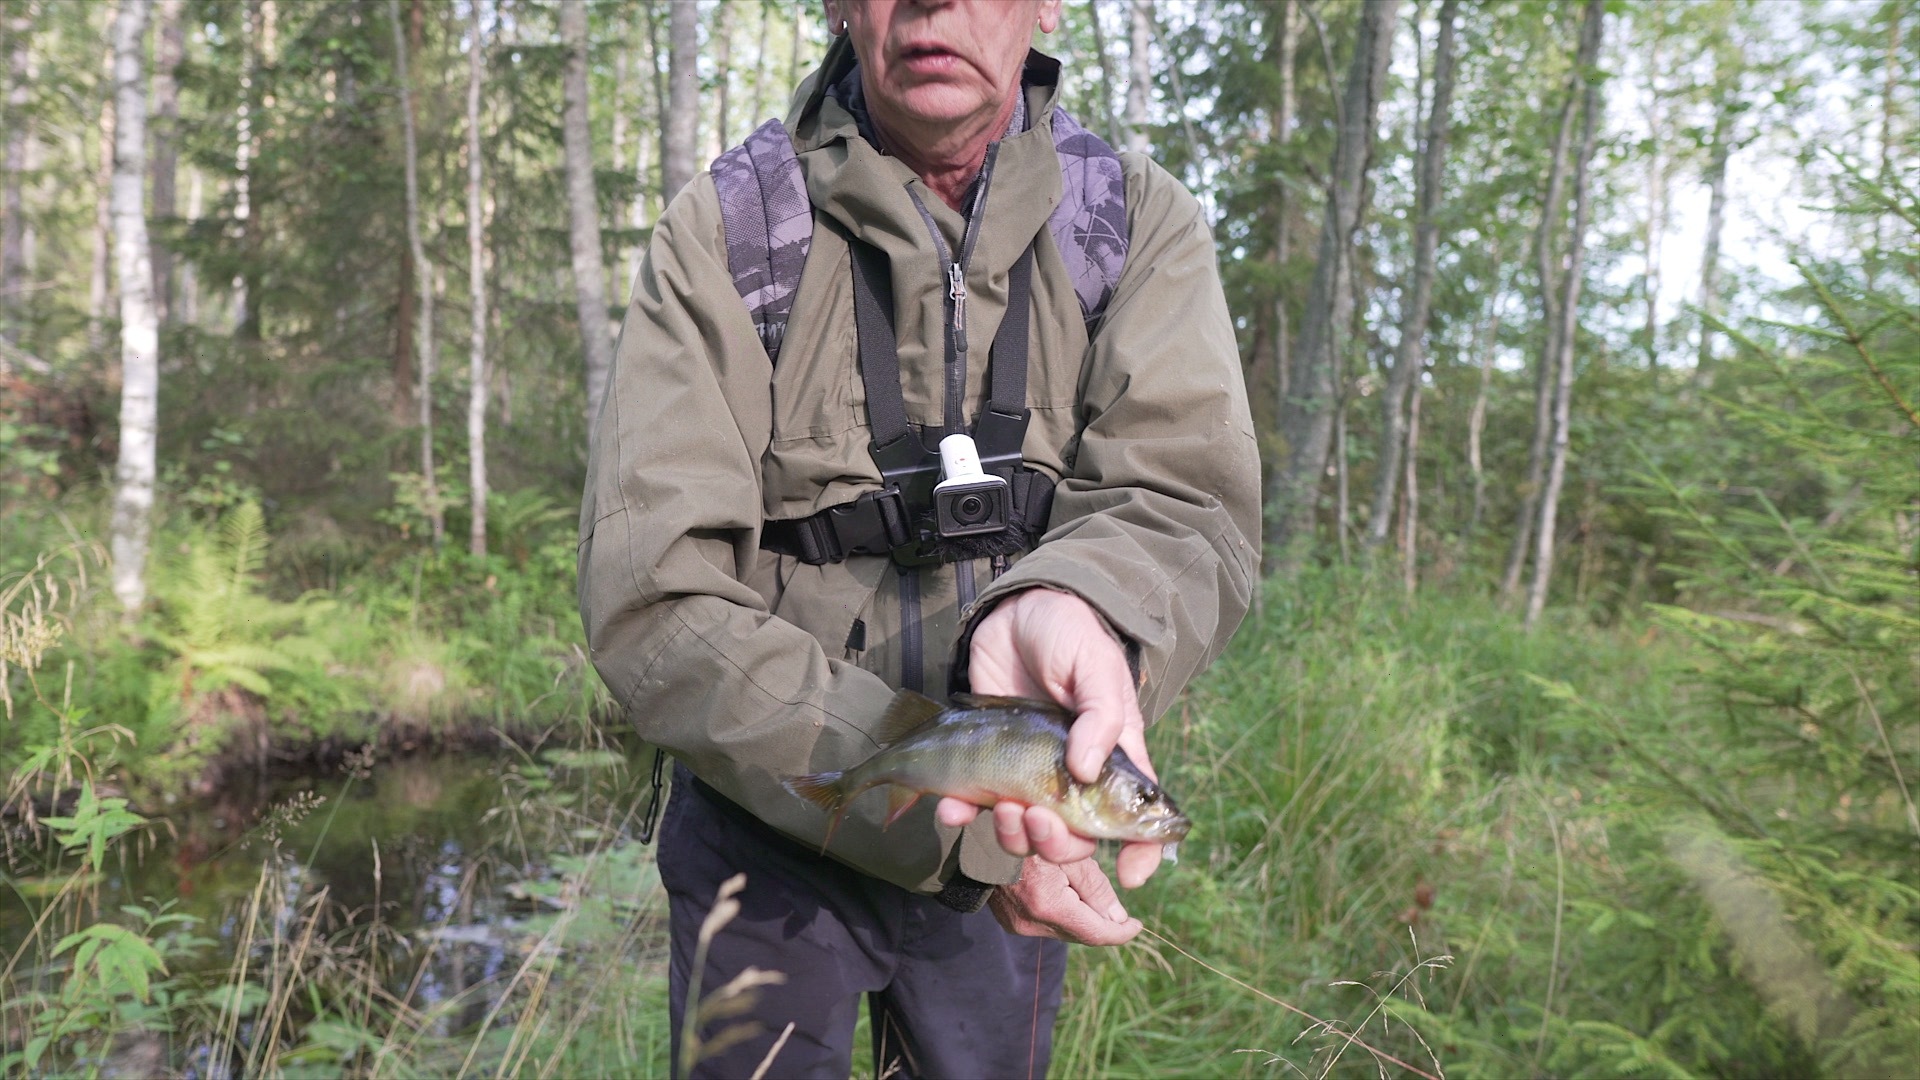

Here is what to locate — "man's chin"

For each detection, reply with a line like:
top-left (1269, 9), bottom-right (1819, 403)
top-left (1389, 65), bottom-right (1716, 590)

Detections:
top-left (888, 85), bottom-right (997, 131)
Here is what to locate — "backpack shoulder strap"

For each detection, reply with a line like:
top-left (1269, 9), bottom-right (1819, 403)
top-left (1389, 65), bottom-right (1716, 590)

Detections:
top-left (1044, 107), bottom-right (1130, 326)
top-left (712, 119), bottom-right (813, 363)
top-left (713, 109), bottom-right (1130, 360)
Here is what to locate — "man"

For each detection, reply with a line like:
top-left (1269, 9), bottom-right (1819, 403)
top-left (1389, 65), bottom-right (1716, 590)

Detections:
top-left (578, 1), bottom-right (1258, 1075)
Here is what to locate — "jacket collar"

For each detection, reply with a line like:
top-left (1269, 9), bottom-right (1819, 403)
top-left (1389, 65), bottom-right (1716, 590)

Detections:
top-left (786, 42), bottom-right (1067, 264)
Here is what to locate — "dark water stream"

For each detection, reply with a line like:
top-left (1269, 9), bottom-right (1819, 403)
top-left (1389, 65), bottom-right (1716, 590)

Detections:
top-left (2, 747), bottom-right (666, 1060)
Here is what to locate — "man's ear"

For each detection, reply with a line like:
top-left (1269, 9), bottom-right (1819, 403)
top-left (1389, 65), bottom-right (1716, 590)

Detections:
top-left (1037, 1), bottom-right (1063, 35)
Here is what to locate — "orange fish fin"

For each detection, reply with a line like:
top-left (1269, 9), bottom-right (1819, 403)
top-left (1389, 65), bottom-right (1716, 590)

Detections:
top-left (882, 786), bottom-right (922, 828)
top-left (783, 771), bottom-right (847, 812)
top-left (784, 772), bottom-right (851, 854)
top-left (951, 693), bottom-right (1069, 717)
top-left (871, 689), bottom-right (947, 747)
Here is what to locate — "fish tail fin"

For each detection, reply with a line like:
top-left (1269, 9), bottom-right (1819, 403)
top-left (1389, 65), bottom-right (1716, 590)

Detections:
top-left (783, 771), bottom-right (851, 853)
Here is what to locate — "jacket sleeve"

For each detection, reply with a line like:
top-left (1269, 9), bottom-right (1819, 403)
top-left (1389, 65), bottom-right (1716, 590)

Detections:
top-left (963, 158), bottom-right (1261, 723)
top-left (577, 176), bottom-right (941, 891)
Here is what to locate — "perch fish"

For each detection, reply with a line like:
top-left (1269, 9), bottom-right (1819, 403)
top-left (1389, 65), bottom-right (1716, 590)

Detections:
top-left (782, 690), bottom-right (1190, 857)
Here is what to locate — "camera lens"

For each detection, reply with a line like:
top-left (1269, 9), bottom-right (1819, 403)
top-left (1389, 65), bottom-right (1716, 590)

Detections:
top-left (956, 494), bottom-right (987, 523)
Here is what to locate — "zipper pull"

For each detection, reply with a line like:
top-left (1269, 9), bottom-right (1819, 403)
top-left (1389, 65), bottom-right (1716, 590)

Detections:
top-left (948, 262), bottom-right (968, 353)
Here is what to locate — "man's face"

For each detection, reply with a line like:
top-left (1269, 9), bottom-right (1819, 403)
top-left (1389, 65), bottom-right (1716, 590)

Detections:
top-left (825, 0), bottom-right (1061, 133)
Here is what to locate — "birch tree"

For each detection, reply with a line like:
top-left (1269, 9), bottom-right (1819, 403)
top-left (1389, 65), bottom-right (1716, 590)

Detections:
top-left (467, 0), bottom-right (488, 559)
top-left (712, 0), bottom-right (732, 155)
top-left (1269, 0), bottom-right (1298, 408)
top-left (0, 1), bottom-right (31, 345)
top-left (1125, 0), bottom-right (1151, 154)
top-left (1526, 0), bottom-right (1607, 628)
top-left (1366, 0), bottom-right (1459, 551)
top-left (391, 0), bottom-right (422, 423)
top-left (561, 0), bottom-right (614, 429)
top-left (150, 0), bottom-right (183, 324)
top-left (108, 0), bottom-right (159, 613)
top-left (1500, 22), bottom-right (1591, 600)
top-left (88, 41), bottom-right (114, 354)
top-left (1086, 0), bottom-right (1122, 146)
top-left (662, 0), bottom-right (699, 202)
top-left (1271, 0), bottom-right (1402, 560)
top-left (390, 0), bottom-right (441, 545)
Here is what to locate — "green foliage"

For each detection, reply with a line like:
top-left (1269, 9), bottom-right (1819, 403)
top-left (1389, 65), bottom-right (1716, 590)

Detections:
top-left (37, 782), bottom-right (144, 871)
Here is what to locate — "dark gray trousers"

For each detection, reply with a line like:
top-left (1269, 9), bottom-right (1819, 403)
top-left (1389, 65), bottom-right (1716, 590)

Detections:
top-left (660, 766), bottom-right (1068, 1079)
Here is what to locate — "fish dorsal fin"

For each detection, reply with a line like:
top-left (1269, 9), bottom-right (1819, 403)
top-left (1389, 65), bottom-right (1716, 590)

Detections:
top-left (951, 693), bottom-right (1072, 719)
top-left (871, 689), bottom-right (947, 747)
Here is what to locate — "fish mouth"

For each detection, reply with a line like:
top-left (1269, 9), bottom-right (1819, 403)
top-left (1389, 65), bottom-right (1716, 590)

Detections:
top-left (1135, 814), bottom-right (1192, 844)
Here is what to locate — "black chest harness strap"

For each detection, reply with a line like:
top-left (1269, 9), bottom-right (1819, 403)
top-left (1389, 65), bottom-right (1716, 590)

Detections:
top-left (758, 240), bottom-right (1054, 571)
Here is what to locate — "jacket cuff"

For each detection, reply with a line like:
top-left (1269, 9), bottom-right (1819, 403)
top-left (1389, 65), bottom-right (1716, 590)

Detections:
top-left (948, 584), bottom-right (1144, 700)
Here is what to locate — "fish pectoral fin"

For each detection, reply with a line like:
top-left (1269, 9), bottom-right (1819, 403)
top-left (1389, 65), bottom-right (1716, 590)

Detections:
top-left (871, 689), bottom-right (947, 747)
top-left (951, 692), bottom-right (1070, 718)
top-left (882, 786), bottom-right (922, 828)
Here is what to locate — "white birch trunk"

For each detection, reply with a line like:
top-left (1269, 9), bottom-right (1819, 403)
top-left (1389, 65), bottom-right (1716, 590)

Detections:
top-left (1696, 92), bottom-right (1731, 373)
top-left (0, 2), bottom-right (31, 344)
top-left (1272, 0), bottom-right (1297, 410)
top-left (89, 42), bottom-right (115, 355)
top-left (109, 0), bottom-right (159, 614)
top-left (1087, 0), bottom-right (1122, 145)
top-left (389, 0), bottom-right (440, 545)
top-left (151, 0), bottom-right (183, 324)
top-left (1125, 0), bottom-right (1151, 154)
top-left (1272, 0), bottom-right (1402, 560)
top-left (712, 0), bottom-right (731, 156)
top-left (467, 1), bottom-right (487, 558)
top-left (1401, 379), bottom-right (1422, 594)
top-left (662, 0), bottom-right (699, 202)
top-left (1501, 26), bottom-right (1591, 600)
top-left (1526, 0), bottom-right (1607, 628)
top-left (1366, 0), bottom-right (1458, 549)
top-left (232, 0), bottom-right (255, 336)
top-left (1463, 294), bottom-right (1503, 548)
top-left (561, 0), bottom-right (615, 429)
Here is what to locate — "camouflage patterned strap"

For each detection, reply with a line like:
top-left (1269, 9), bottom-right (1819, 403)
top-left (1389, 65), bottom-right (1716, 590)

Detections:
top-left (712, 118), bottom-right (814, 361)
top-left (1044, 107), bottom-right (1130, 326)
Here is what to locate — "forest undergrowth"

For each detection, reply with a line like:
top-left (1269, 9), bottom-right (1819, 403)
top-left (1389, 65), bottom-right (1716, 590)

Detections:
top-left (4, 556), bottom-right (1914, 1077)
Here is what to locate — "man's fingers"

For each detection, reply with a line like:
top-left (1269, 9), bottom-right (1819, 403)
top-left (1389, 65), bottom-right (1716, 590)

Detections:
top-left (1115, 840), bottom-right (1163, 889)
top-left (1062, 855), bottom-right (1129, 924)
top-left (1115, 726), bottom-right (1158, 782)
top-left (936, 797), bottom-right (978, 828)
top-left (991, 858), bottom-right (1141, 945)
top-left (1023, 805), bottom-right (1097, 864)
top-left (992, 800), bottom-right (1031, 856)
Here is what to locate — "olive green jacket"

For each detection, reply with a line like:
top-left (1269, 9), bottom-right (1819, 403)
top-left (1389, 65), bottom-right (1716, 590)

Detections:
top-left (578, 44), bottom-right (1259, 895)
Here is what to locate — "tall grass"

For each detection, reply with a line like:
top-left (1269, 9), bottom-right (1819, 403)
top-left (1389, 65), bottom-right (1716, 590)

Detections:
top-left (8, 542), bottom-right (1915, 1075)
top-left (1053, 567), bottom-right (1907, 1077)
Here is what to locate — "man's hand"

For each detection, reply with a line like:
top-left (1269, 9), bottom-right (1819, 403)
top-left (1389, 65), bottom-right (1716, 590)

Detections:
top-left (988, 856), bottom-right (1142, 945)
top-left (937, 588), bottom-right (1165, 889)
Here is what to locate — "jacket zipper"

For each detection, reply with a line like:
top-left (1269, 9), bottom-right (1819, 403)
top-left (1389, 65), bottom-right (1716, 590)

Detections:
top-left (906, 144), bottom-right (1000, 436)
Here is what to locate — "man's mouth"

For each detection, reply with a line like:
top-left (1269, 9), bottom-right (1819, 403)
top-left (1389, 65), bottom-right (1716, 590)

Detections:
top-left (898, 41), bottom-right (962, 73)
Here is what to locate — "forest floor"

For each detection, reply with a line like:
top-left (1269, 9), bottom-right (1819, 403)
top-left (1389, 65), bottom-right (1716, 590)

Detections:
top-left (9, 554), bottom-right (1900, 1077)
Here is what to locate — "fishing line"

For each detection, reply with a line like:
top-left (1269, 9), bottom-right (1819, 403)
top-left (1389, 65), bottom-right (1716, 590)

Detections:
top-left (1138, 925), bottom-right (1442, 1080)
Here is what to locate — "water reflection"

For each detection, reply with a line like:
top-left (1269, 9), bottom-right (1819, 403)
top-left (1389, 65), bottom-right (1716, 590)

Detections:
top-left (2, 747), bottom-right (667, 1067)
